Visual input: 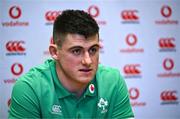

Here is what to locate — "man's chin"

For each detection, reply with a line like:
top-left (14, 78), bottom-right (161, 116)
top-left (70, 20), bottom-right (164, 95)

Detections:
top-left (78, 77), bottom-right (93, 84)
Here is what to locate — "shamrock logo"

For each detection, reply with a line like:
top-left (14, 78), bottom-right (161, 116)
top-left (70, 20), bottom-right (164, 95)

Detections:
top-left (98, 98), bottom-right (108, 113)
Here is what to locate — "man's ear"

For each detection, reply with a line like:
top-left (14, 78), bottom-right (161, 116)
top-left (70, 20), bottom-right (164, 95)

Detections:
top-left (49, 44), bottom-right (58, 60)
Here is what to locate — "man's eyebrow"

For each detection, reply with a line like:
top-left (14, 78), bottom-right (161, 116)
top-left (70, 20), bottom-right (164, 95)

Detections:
top-left (68, 46), bottom-right (83, 50)
top-left (89, 44), bottom-right (100, 49)
top-left (68, 44), bottom-right (100, 50)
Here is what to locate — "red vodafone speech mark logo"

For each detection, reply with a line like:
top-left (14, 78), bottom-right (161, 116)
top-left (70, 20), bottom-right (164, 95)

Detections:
top-left (11, 63), bottom-right (23, 76)
top-left (121, 10), bottom-right (139, 20)
top-left (88, 5), bottom-right (99, 18)
top-left (6, 41), bottom-right (25, 52)
top-left (163, 58), bottom-right (174, 71)
top-left (161, 91), bottom-right (177, 101)
top-left (126, 34), bottom-right (137, 46)
top-left (129, 88), bottom-right (140, 100)
top-left (161, 5), bottom-right (172, 18)
top-left (45, 11), bottom-right (61, 21)
top-left (9, 6), bottom-right (21, 19)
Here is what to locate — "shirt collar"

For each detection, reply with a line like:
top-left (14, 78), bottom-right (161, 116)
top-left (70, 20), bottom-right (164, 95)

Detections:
top-left (50, 60), bottom-right (71, 99)
top-left (79, 76), bottom-right (97, 98)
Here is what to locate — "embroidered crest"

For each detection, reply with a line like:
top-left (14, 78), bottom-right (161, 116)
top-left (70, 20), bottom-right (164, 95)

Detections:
top-left (51, 104), bottom-right (62, 115)
top-left (98, 98), bottom-right (108, 113)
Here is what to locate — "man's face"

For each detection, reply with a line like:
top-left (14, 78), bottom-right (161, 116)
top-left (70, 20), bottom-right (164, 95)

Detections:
top-left (56, 33), bottom-right (99, 85)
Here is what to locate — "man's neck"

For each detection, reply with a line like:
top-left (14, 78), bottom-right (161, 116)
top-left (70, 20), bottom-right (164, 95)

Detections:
top-left (56, 62), bottom-right (87, 98)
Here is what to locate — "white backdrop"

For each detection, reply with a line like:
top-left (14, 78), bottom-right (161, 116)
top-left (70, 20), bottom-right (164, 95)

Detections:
top-left (1, 0), bottom-right (180, 118)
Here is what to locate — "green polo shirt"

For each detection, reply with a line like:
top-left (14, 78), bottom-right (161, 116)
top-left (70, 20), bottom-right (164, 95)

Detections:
top-left (9, 59), bottom-right (134, 119)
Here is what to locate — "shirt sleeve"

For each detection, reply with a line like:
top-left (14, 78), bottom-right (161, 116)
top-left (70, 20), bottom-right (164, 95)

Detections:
top-left (111, 72), bottom-right (134, 118)
top-left (8, 80), bottom-right (40, 119)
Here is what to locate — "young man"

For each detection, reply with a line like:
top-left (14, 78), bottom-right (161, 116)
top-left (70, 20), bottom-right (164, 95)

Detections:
top-left (9, 10), bottom-right (134, 118)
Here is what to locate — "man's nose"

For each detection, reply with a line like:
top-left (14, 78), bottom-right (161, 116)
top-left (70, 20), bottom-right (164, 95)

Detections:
top-left (81, 52), bottom-right (92, 67)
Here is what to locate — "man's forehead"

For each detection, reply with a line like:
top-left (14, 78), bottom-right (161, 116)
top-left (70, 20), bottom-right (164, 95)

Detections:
top-left (66, 33), bottom-right (98, 41)
top-left (63, 34), bottom-right (99, 47)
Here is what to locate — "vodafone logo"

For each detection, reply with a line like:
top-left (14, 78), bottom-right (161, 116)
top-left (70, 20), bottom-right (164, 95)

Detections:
top-left (129, 88), bottom-right (139, 100)
top-left (2, 5), bottom-right (29, 27)
top-left (155, 5), bottom-right (178, 25)
top-left (89, 84), bottom-right (95, 94)
top-left (11, 63), bottom-right (23, 76)
top-left (163, 58), bottom-right (174, 71)
top-left (6, 41), bottom-right (25, 52)
top-left (161, 5), bottom-right (172, 18)
top-left (161, 90), bottom-right (177, 101)
top-left (88, 5), bottom-right (99, 18)
top-left (9, 6), bottom-right (21, 19)
top-left (157, 58), bottom-right (180, 78)
top-left (45, 11), bottom-right (62, 22)
top-left (121, 10), bottom-right (139, 21)
top-left (129, 88), bottom-right (146, 106)
top-left (120, 34), bottom-right (144, 53)
top-left (159, 38), bottom-right (175, 48)
top-left (124, 64), bottom-right (141, 75)
top-left (126, 34), bottom-right (137, 46)
top-left (87, 5), bottom-right (106, 25)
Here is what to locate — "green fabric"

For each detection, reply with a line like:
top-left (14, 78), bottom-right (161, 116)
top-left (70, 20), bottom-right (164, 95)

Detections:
top-left (9, 59), bottom-right (134, 119)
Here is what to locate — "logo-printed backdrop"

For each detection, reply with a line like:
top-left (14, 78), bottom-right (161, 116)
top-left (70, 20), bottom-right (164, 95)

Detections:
top-left (1, 0), bottom-right (180, 118)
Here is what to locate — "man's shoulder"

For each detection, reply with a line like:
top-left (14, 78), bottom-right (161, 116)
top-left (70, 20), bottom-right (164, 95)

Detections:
top-left (95, 64), bottom-right (127, 102)
top-left (17, 59), bottom-right (55, 85)
top-left (97, 64), bottom-right (121, 78)
top-left (96, 64), bottom-right (124, 84)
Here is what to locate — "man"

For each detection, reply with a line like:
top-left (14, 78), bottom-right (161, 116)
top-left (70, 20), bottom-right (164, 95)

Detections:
top-left (9, 10), bottom-right (134, 118)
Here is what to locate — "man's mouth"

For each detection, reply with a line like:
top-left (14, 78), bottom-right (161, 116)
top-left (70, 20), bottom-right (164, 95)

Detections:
top-left (79, 69), bottom-right (92, 72)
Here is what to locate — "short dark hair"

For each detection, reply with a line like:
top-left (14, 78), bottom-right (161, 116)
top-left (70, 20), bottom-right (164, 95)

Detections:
top-left (53, 9), bottom-right (99, 47)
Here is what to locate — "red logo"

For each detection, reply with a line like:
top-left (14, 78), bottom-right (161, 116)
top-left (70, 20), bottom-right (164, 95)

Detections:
top-left (163, 58), bottom-right (174, 71)
top-left (11, 63), bottom-right (23, 76)
top-left (124, 64), bottom-right (141, 75)
top-left (155, 5), bottom-right (178, 25)
top-left (89, 84), bottom-right (95, 93)
top-left (161, 90), bottom-right (177, 101)
top-left (161, 5), bottom-right (172, 18)
top-left (9, 6), bottom-right (21, 19)
top-left (50, 37), bottom-right (54, 44)
top-left (88, 5), bottom-right (99, 18)
top-left (6, 41), bottom-right (25, 52)
top-left (45, 11), bottom-right (62, 22)
top-left (159, 38), bottom-right (175, 48)
top-left (43, 37), bottom-right (53, 55)
top-left (121, 10), bottom-right (139, 21)
top-left (126, 34), bottom-right (137, 46)
top-left (129, 88), bottom-right (139, 100)
top-left (7, 98), bottom-right (11, 107)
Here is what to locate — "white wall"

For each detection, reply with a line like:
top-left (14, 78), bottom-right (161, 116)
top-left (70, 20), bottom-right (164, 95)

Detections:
top-left (1, 0), bottom-right (180, 118)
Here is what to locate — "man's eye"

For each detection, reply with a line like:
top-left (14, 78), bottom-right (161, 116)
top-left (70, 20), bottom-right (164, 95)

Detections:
top-left (89, 47), bottom-right (98, 55)
top-left (72, 49), bottom-right (81, 55)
